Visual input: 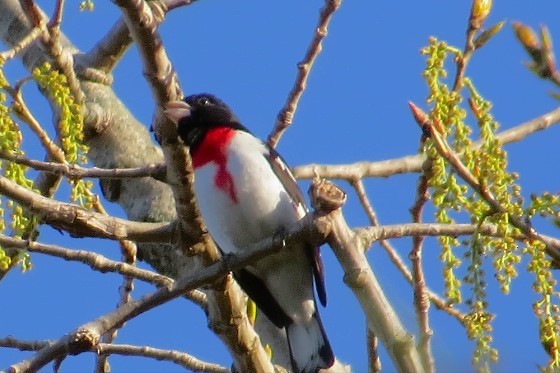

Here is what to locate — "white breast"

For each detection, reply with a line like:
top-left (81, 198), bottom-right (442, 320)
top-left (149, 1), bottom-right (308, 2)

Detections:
top-left (194, 131), bottom-right (300, 254)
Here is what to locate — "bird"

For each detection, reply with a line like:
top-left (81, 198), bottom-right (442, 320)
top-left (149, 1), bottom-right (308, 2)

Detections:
top-left (164, 93), bottom-right (335, 373)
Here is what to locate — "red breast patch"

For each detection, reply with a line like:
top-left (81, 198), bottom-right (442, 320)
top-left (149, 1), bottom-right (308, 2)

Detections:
top-left (192, 127), bottom-right (238, 203)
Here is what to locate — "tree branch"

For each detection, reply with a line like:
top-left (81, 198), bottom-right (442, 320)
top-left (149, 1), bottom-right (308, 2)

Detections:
top-left (0, 234), bottom-right (208, 309)
top-left (409, 158), bottom-right (435, 373)
top-left (292, 105), bottom-right (560, 180)
top-left (0, 337), bottom-right (52, 351)
top-left (0, 150), bottom-right (165, 181)
top-left (358, 222), bottom-right (560, 250)
top-left (267, 0), bottom-right (342, 148)
top-left (309, 179), bottom-right (424, 372)
top-left (0, 175), bottom-right (174, 242)
top-left (0, 337), bottom-right (227, 373)
top-left (96, 343), bottom-right (229, 373)
top-left (81, 0), bottom-right (198, 73)
top-left (0, 26), bottom-right (42, 61)
top-left (367, 327), bottom-right (382, 373)
top-left (20, 0), bottom-right (85, 104)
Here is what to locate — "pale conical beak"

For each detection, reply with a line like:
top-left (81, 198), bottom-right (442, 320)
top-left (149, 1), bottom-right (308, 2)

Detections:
top-left (164, 100), bottom-right (191, 124)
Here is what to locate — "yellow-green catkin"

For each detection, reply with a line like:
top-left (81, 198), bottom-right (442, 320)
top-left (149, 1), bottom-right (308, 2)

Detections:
top-left (529, 239), bottom-right (560, 369)
top-left (421, 37), bottom-right (465, 305)
top-left (32, 62), bottom-right (87, 164)
top-left (526, 193), bottom-right (560, 368)
top-left (421, 37), bottom-right (502, 366)
top-left (33, 62), bottom-right (93, 209)
top-left (0, 62), bottom-right (38, 272)
top-left (465, 79), bottom-right (524, 295)
top-left (421, 35), bottom-right (560, 369)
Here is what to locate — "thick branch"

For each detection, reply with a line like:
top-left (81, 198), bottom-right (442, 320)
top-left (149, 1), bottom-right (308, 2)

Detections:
top-left (310, 179), bottom-right (424, 372)
top-left (0, 176), bottom-right (174, 242)
top-left (81, 18), bottom-right (132, 73)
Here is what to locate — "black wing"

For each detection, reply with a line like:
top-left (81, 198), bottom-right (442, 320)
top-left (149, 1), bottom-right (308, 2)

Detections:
top-left (213, 243), bottom-right (293, 327)
top-left (234, 268), bottom-right (292, 328)
top-left (265, 146), bottom-right (328, 307)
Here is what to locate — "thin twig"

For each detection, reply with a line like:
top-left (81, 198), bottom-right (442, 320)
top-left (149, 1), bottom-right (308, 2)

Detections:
top-left (267, 0), bottom-right (342, 148)
top-left (0, 150), bottom-right (165, 180)
top-left (409, 158), bottom-right (435, 373)
top-left (0, 336), bottom-right (52, 351)
top-left (0, 27), bottom-right (43, 61)
top-left (0, 337), bottom-right (227, 373)
top-left (350, 181), bottom-right (383, 372)
top-left (96, 343), bottom-right (229, 373)
top-left (20, 0), bottom-right (85, 104)
top-left (0, 234), bottom-right (207, 309)
top-left (358, 222), bottom-right (560, 252)
top-left (350, 179), bottom-right (378, 226)
top-left (10, 88), bottom-right (66, 161)
top-left (452, 1), bottom-right (491, 92)
top-left (48, 0), bottom-right (65, 31)
top-left (452, 18), bottom-right (477, 92)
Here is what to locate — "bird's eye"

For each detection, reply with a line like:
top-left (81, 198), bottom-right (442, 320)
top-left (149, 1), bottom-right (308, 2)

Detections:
top-left (198, 97), bottom-right (211, 106)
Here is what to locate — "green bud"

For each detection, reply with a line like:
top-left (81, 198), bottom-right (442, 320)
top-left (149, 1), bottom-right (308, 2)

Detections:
top-left (474, 21), bottom-right (505, 50)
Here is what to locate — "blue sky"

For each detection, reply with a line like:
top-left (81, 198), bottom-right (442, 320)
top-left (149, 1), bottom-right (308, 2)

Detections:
top-left (2, 1), bottom-right (560, 372)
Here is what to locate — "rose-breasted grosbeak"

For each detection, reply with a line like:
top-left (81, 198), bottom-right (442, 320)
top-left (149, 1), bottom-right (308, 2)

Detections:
top-left (164, 94), bottom-right (334, 373)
